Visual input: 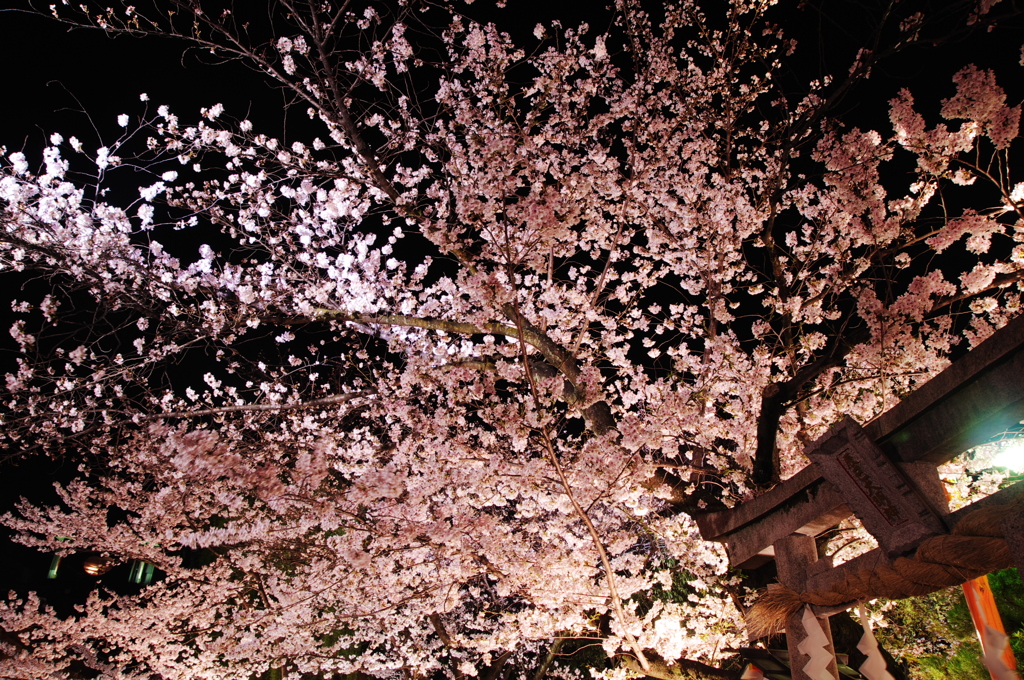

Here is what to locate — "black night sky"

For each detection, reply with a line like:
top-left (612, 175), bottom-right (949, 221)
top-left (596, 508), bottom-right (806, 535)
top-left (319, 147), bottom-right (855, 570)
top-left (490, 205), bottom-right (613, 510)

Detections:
top-left (0, 2), bottom-right (281, 610)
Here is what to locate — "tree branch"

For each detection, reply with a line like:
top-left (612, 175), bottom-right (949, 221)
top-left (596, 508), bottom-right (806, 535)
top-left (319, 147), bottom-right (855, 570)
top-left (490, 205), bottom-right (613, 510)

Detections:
top-left (484, 650), bottom-right (515, 680)
top-left (752, 328), bottom-right (863, 488)
top-left (6, 391), bottom-right (374, 461)
top-left (428, 613), bottom-right (454, 648)
top-left (149, 390), bottom-right (376, 420)
top-left (287, 307), bottom-right (619, 435)
top-left (530, 638), bottom-right (565, 680)
top-left (513, 307), bottom-right (649, 672)
top-left (620, 652), bottom-right (740, 680)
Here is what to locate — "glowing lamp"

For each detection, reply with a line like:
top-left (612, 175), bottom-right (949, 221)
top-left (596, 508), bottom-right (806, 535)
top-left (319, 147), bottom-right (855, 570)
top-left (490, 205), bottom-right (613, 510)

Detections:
top-left (82, 556), bottom-right (115, 576)
top-left (991, 439), bottom-right (1024, 472)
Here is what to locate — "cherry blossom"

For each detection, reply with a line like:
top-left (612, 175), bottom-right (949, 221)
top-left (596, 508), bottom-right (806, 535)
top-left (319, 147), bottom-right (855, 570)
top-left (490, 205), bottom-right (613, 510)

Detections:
top-left (1, 1), bottom-right (1022, 679)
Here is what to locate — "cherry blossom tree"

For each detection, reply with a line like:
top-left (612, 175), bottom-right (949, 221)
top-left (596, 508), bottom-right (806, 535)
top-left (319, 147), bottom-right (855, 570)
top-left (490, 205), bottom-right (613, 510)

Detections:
top-left (1, 1), bottom-right (1023, 678)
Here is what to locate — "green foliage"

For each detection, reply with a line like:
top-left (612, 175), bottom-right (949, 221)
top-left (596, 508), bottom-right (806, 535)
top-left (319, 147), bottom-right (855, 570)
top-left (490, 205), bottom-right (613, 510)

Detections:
top-left (999, 472), bottom-right (1024, 490)
top-left (632, 564), bottom-right (697, 616)
top-left (915, 643), bottom-right (988, 680)
top-left (990, 569), bottom-right (1024, 633)
top-left (874, 569), bottom-right (1024, 680)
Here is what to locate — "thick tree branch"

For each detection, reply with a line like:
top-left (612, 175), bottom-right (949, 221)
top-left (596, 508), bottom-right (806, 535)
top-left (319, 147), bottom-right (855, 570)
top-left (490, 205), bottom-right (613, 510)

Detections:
top-left (288, 307), bottom-right (619, 435)
top-left (484, 650), bottom-right (515, 680)
top-left (752, 330), bottom-right (862, 488)
top-left (530, 638), bottom-right (565, 680)
top-left (428, 613), bottom-right (454, 648)
top-left (620, 653), bottom-right (740, 680)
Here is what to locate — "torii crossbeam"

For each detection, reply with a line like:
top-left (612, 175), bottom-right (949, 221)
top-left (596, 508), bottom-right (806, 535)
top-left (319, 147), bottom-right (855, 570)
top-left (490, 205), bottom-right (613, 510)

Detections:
top-left (695, 314), bottom-right (1024, 680)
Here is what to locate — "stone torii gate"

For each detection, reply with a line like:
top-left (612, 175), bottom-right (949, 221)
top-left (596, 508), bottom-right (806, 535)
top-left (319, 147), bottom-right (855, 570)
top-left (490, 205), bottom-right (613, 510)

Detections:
top-left (695, 314), bottom-right (1024, 680)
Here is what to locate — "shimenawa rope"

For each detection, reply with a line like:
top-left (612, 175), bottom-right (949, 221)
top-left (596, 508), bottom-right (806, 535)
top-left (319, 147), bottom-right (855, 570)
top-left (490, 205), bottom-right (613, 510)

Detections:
top-left (746, 501), bottom-right (1020, 638)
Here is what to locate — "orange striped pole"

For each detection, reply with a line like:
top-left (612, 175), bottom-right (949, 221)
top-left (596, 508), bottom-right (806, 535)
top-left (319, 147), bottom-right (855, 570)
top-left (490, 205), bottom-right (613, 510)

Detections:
top-left (942, 482), bottom-right (1017, 680)
top-left (961, 570), bottom-right (1017, 678)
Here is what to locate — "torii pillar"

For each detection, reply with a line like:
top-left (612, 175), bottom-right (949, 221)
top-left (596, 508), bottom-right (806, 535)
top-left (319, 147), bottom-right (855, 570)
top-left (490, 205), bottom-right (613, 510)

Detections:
top-left (773, 534), bottom-right (839, 680)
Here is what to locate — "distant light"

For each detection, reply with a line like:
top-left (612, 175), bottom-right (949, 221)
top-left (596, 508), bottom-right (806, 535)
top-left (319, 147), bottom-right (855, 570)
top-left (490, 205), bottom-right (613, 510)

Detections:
top-left (82, 556), bottom-right (114, 576)
top-left (991, 439), bottom-right (1024, 472)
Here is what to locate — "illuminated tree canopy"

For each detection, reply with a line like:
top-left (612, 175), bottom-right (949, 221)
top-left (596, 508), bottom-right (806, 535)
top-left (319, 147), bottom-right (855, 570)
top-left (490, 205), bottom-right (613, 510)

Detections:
top-left (1, 1), bottom-right (1022, 678)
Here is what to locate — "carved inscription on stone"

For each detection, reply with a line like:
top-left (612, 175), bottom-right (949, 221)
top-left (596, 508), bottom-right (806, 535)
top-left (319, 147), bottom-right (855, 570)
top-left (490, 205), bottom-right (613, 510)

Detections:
top-left (834, 447), bottom-right (906, 527)
top-left (807, 418), bottom-right (946, 556)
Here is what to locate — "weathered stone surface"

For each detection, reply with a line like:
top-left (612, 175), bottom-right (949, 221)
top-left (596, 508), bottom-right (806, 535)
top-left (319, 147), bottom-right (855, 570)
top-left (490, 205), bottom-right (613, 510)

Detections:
top-left (896, 461), bottom-right (951, 524)
top-left (775, 533), bottom-right (818, 591)
top-left (804, 548), bottom-right (889, 596)
top-left (696, 465), bottom-right (826, 540)
top-left (725, 483), bottom-right (849, 569)
top-left (696, 466), bottom-right (852, 568)
top-left (775, 535), bottom-right (840, 680)
top-left (803, 485), bottom-right (1024, 596)
top-left (807, 419), bottom-right (947, 556)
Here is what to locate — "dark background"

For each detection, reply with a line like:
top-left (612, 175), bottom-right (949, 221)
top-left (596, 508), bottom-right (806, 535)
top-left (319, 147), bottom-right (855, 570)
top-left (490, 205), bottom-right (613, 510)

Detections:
top-left (0, 2), bottom-right (279, 608)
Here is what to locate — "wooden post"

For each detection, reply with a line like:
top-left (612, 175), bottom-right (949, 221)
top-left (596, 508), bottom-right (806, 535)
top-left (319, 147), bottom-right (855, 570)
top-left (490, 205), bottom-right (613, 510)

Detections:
top-left (774, 534), bottom-right (839, 680)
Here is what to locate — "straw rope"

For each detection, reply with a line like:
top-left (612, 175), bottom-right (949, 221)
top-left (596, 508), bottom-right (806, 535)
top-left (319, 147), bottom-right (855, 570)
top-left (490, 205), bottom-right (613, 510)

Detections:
top-left (746, 502), bottom-right (1020, 638)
